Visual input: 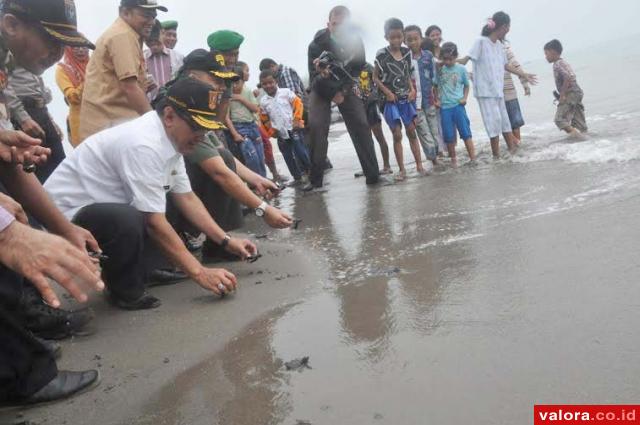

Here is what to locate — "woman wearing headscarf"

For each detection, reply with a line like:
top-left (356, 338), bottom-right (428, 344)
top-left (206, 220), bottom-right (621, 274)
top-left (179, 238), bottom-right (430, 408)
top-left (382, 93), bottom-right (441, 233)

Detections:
top-left (55, 46), bottom-right (90, 147)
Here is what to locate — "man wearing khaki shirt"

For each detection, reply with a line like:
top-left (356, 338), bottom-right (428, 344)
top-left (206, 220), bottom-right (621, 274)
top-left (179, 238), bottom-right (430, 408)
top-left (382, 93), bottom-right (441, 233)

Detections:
top-left (78, 0), bottom-right (167, 142)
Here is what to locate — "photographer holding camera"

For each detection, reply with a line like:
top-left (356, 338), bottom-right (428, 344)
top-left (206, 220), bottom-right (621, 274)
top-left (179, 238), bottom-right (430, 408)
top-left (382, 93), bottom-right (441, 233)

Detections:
top-left (305, 6), bottom-right (381, 191)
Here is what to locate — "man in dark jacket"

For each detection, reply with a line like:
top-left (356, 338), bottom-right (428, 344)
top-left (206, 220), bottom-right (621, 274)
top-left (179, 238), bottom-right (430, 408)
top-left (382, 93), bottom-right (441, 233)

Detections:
top-left (305, 6), bottom-right (380, 190)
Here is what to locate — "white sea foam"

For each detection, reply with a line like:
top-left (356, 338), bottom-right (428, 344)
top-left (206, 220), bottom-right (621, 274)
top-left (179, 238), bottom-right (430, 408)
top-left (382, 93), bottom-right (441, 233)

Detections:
top-left (512, 137), bottom-right (640, 165)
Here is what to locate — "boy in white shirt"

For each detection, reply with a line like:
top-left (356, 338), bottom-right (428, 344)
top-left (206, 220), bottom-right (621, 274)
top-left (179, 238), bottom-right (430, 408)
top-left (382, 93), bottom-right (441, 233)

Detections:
top-left (259, 70), bottom-right (310, 185)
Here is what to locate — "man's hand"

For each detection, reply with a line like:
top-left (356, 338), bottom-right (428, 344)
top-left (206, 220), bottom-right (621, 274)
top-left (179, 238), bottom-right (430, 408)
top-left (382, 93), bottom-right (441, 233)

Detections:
top-left (313, 58), bottom-right (331, 78)
top-left (0, 222), bottom-right (104, 308)
top-left (0, 130), bottom-right (50, 165)
top-left (192, 266), bottom-right (238, 296)
top-left (20, 118), bottom-right (46, 139)
top-left (264, 206), bottom-right (293, 229)
top-left (459, 98), bottom-right (467, 106)
top-left (60, 224), bottom-right (102, 254)
top-left (0, 193), bottom-right (28, 224)
top-left (225, 237), bottom-right (257, 260)
top-left (408, 90), bottom-right (417, 103)
top-left (252, 176), bottom-right (281, 198)
top-left (292, 119), bottom-right (304, 129)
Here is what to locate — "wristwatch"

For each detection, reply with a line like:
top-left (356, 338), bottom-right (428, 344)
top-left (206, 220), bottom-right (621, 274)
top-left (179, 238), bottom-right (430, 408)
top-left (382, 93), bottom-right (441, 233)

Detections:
top-left (220, 234), bottom-right (231, 248)
top-left (255, 201), bottom-right (268, 218)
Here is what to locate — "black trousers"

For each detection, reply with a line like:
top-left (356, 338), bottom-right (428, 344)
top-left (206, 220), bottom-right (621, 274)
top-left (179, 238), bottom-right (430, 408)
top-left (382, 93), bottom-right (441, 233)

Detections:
top-left (0, 266), bottom-right (57, 402)
top-left (16, 103), bottom-right (66, 183)
top-left (179, 148), bottom-right (244, 234)
top-left (308, 90), bottom-right (380, 187)
top-left (73, 204), bottom-right (147, 301)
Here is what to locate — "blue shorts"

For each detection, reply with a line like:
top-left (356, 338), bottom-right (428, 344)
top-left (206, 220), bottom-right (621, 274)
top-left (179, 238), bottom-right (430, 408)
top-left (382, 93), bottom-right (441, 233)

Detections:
top-left (505, 98), bottom-right (525, 129)
top-left (440, 104), bottom-right (472, 144)
top-left (383, 100), bottom-right (417, 130)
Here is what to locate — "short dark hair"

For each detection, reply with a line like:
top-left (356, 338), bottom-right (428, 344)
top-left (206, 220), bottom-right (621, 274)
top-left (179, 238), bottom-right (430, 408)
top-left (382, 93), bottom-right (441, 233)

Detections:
top-left (259, 69), bottom-right (276, 82)
top-left (421, 38), bottom-right (436, 54)
top-left (234, 62), bottom-right (248, 79)
top-left (404, 25), bottom-right (422, 36)
top-left (384, 18), bottom-right (404, 36)
top-left (482, 11), bottom-right (510, 36)
top-left (440, 41), bottom-right (458, 59)
top-left (425, 25), bottom-right (442, 37)
top-left (259, 58), bottom-right (277, 71)
top-left (544, 39), bottom-right (563, 55)
top-left (329, 5), bottom-right (350, 20)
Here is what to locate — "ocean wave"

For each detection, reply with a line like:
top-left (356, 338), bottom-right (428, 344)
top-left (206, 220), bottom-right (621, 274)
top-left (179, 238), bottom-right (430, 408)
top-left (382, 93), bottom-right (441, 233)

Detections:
top-left (512, 137), bottom-right (640, 164)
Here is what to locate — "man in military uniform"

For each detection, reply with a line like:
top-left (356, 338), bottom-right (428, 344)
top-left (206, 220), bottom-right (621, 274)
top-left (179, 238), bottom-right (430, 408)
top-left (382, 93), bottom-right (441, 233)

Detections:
top-left (0, 0), bottom-right (106, 407)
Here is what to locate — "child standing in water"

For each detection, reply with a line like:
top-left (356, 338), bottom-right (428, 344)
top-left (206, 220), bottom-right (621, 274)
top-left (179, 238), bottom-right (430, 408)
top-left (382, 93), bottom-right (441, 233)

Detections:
top-left (405, 25), bottom-right (441, 169)
top-left (459, 11), bottom-right (537, 158)
top-left (438, 42), bottom-right (476, 167)
top-left (374, 18), bottom-right (423, 181)
top-left (544, 39), bottom-right (588, 138)
top-left (501, 40), bottom-right (531, 143)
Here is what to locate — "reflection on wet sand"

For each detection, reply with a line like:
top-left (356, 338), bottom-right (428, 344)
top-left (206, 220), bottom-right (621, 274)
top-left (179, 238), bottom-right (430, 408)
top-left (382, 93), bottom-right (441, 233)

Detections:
top-left (132, 307), bottom-right (294, 425)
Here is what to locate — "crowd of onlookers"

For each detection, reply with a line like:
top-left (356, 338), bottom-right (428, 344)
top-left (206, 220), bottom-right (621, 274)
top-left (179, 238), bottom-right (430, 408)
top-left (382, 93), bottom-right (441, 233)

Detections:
top-left (0, 0), bottom-right (587, 410)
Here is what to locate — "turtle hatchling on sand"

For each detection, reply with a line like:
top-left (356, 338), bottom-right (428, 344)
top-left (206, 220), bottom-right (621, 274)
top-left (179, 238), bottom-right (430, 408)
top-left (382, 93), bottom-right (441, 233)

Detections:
top-left (285, 356), bottom-right (312, 371)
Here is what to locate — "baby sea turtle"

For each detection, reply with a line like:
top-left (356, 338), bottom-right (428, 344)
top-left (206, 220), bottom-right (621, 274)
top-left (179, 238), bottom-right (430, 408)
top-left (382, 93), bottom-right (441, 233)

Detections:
top-left (285, 356), bottom-right (312, 372)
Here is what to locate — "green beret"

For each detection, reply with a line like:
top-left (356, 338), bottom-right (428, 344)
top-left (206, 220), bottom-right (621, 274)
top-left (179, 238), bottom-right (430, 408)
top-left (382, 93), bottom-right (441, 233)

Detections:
top-left (207, 30), bottom-right (244, 52)
top-left (161, 20), bottom-right (178, 30)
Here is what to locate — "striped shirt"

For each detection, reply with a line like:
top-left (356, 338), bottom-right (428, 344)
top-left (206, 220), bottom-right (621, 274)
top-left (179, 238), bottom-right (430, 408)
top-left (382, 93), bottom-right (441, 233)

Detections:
top-left (0, 205), bottom-right (14, 233)
top-left (146, 50), bottom-right (172, 100)
top-left (503, 42), bottom-right (529, 101)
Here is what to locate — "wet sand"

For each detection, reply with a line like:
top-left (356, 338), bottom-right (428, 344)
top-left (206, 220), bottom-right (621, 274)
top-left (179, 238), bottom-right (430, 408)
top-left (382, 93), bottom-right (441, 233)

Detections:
top-left (4, 43), bottom-right (640, 425)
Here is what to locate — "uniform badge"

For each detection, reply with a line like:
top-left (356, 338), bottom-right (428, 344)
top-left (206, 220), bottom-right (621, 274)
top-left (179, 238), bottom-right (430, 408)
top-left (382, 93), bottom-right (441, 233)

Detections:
top-left (215, 54), bottom-right (225, 67)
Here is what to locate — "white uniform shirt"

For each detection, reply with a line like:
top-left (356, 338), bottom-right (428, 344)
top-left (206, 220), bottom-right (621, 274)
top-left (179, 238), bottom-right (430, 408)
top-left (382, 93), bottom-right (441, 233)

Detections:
top-left (259, 88), bottom-right (296, 139)
top-left (45, 111), bottom-right (192, 220)
top-left (468, 36), bottom-right (508, 99)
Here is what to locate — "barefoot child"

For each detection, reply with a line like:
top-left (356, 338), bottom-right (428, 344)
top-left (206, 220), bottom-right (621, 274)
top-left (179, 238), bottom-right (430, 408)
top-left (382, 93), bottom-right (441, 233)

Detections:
top-left (458, 11), bottom-right (537, 158)
top-left (544, 39), bottom-right (588, 138)
top-left (405, 25), bottom-right (441, 169)
top-left (438, 42), bottom-right (476, 167)
top-left (374, 18), bottom-right (424, 181)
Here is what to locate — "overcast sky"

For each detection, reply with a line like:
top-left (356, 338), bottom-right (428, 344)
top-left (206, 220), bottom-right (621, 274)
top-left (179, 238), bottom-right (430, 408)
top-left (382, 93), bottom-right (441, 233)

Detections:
top-left (43, 0), bottom-right (639, 142)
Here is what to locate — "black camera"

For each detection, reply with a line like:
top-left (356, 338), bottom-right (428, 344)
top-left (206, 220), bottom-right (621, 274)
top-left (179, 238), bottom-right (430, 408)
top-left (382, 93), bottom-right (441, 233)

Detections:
top-left (314, 51), bottom-right (355, 101)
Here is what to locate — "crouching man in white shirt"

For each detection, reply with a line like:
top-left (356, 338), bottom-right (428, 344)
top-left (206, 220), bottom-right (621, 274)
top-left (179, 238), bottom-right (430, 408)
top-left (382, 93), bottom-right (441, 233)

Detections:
top-left (45, 78), bottom-right (257, 310)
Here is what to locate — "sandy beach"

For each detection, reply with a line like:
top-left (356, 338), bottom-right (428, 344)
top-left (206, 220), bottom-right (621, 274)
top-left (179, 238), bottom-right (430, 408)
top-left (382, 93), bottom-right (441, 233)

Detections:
top-left (3, 37), bottom-right (640, 425)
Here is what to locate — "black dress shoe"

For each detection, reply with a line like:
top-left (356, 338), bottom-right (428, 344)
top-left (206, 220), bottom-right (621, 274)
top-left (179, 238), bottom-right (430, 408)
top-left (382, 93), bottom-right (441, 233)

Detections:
top-left (147, 268), bottom-right (188, 288)
top-left (19, 285), bottom-right (94, 340)
top-left (22, 303), bottom-right (94, 341)
top-left (3, 370), bottom-right (100, 408)
top-left (109, 292), bottom-right (162, 311)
